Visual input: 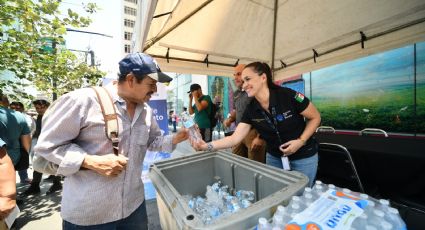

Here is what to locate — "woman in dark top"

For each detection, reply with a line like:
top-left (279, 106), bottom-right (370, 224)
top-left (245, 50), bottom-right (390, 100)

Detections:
top-left (191, 62), bottom-right (321, 187)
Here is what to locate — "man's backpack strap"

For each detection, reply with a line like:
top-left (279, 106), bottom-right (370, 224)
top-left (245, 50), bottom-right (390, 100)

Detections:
top-left (91, 86), bottom-right (119, 155)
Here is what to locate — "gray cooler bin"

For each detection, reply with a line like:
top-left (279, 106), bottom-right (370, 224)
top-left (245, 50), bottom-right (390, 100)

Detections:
top-left (149, 150), bottom-right (308, 230)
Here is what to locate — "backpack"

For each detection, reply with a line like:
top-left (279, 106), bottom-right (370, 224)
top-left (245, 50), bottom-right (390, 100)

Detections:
top-left (209, 98), bottom-right (218, 128)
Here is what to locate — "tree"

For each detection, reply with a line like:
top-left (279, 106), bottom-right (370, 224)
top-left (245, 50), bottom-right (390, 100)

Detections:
top-left (0, 0), bottom-right (103, 100)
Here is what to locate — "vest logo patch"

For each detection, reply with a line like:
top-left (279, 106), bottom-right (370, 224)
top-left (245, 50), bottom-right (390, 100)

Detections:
top-left (294, 92), bottom-right (305, 103)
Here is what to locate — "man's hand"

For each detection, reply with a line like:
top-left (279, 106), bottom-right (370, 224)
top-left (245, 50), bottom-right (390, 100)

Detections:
top-left (172, 128), bottom-right (189, 144)
top-left (189, 93), bottom-right (193, 100)
top-left (250, 136), bottom-right (265, 151)
top-left (82, 154), bottom-right (128, 177)
top-left (0, 197), bottom-right (16, 220)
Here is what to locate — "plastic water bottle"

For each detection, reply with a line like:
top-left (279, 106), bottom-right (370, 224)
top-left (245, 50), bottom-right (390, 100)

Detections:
top-left (274, 205), bottom-right (286, 218)
top-left (181, 113), bottom-right (202, 141)
top-left (351, 213), bottom-right (368, 229)
top-left (364, 200), bottom-right (376, 216)
top-left (378, 199), bottom-right (390, 212)
top-left (257, 217), bottom-right (272, 230)
top-left (369, 210), bottom-right (385, 227)
top-left (236, 190), bottom-right (255, 201)
top-left (272, 215), bottom-right (285, 229)
top-left (303, 193), bottom-right (315, 206)
top-left (386, 207), bottom-right (407, 230)
top-left (289, 196), bottom-right (307, 211)
top-left (312, 184), bottom-right (326, 199)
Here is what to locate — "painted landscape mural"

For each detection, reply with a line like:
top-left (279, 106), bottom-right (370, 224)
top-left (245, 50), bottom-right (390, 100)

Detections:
top-left (300, 42), bottom-right (425, 134)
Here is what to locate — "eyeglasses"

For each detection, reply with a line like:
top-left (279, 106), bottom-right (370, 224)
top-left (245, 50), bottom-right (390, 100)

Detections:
top-left (233, 72), bottom-right (242, 77)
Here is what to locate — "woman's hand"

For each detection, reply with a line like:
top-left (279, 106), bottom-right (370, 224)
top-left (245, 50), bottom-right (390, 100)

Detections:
top-left (279, 139), bottom-right (305, 157)
top-left (190, 138), bottom-right (207, 151)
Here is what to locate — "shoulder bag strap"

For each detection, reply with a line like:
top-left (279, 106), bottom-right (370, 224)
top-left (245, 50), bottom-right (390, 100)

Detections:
top-left (91, 86), bottom-right (119, 155)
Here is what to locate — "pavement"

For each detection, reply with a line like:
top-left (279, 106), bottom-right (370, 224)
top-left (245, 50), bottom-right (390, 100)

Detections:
top-left (12, 127), bottom-right (228, 230)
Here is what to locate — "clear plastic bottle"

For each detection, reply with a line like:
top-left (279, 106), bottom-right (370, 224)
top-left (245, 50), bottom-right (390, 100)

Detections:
top-left (351, 213), bottom-right (368, 229)
top-left (272, 215), bottom-right (285, 229)
top-left (364, 200), bottom-right (376, 216)
top-left (378, 199), bottom-right (390, 212)
top-left (274, 205), bottom-right (286, 218)
top-left (304, 193), bottom-right (315, 206)
top-left (181, 113), bottom-right (202, 141)
top-left (312, 184), bottom-right (326, 199)
top-left (385, 207), bottom-right (407, 230)
top-left (289, 196), bottom-right (307, 211)
top-left (369, 210), bottom-right (385, 227)
top-left (257, 217), bottom-right (272, 230)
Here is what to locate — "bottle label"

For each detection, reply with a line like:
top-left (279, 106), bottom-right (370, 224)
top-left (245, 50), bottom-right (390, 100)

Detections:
top-left (286, 189), bottom-right (367, 230)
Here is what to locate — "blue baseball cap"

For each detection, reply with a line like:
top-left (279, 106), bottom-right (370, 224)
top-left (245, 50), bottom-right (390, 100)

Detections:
top-left (119, 52), bottom-right (172, 83)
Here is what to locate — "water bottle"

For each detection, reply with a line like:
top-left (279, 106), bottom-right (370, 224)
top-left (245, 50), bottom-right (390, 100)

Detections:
top-left (386, 207), bottom-right (407, 230)
top-left (236, 190), bottom-right (255, 201)
top-left (257, 217), bottom-right (272, 230)
top-left (351, 213), bottom-right (368, 229)
top-left (359, 193), bottom-right (369, 200)
top-left (364, 200), bottom-right (376, 216)
top-left (312, 184), bottom-right (326, 199)
top-left (288, 196), bottom-right (307, 211)
top-left (274, 205), bottom-right (286, 218)
top-left (272, 215), bottom-right (285, 229)
top-left (303, 193), bottom-right (315, 206)
top-left (181, 113), bottom-right (202, 141)
top-left (369, 210), bottom-right (385, 227)
top-left (378, 199), bottom-right (390, 212)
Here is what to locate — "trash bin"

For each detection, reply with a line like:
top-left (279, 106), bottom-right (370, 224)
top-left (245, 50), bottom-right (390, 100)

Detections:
top-left (149, 150), bottom-right (308, 230)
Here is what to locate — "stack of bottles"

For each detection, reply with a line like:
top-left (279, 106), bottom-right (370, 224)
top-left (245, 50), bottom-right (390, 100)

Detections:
top-left (184, 180), bottom-right (255, 224)
top-left (257, 181), bottom-right (407, 230)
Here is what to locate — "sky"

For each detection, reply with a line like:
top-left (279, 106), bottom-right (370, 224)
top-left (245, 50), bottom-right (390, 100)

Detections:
top-left (60, 0), bottom-right (122, 77)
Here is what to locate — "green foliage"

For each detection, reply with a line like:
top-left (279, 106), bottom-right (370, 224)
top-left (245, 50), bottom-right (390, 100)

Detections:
top-left (0, 0), bottom-right (102, 100)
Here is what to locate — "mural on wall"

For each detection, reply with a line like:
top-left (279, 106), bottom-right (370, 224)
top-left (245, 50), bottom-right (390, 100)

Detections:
top-left (295, 42), bottom-right (425, 134)
top-left (416, 42), bottom-right (425, 134)
top-left (208, 76), bottom-right (231, 120)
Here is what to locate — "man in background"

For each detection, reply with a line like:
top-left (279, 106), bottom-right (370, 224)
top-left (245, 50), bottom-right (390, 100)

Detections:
top-left (224, 64), bottom-right (266, 163)
top-left (23, 97), bottom-right (62, 195)
top-left (9, 101), bottom-right (35, 184)
top-left (188, 84), bottom-right (213, 142)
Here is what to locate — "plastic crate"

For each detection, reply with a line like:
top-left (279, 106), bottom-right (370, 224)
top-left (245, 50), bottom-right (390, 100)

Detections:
top-left (149, 150), bottom-right (308, 229)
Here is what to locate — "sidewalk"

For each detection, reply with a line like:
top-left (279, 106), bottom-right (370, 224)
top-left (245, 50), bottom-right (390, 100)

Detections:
top-left (13, 127), bottom-right (227, 229)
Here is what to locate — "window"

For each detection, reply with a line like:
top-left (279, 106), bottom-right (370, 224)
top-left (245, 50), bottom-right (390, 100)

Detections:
top-left (124, 6), bottom-right (137, 16)
top-left (124, 19), bottom-right (135, 28)
top-left (124, 44), bottom-right (131, 53)
top-left (125, 0), bottom-right (138, 4)
top-left (124, 32), bottom-right (133, 41)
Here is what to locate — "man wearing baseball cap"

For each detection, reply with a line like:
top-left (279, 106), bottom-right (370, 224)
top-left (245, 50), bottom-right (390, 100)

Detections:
top-left (33, 53), bottom-right (188, 229)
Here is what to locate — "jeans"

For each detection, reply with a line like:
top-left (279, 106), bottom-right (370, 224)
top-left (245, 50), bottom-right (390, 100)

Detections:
top-left (63, 201), bottom-right (148, 230)
top-left (18, 169), bottom-right (29, 181)
top-left (266, 153), bottom-right (318, 188)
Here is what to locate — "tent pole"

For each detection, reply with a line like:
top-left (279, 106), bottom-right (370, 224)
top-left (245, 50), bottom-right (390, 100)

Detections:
top-left (271, 0), bottom-right (278, 79)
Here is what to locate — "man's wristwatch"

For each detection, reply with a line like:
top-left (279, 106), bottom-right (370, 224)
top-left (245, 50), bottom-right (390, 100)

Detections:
top-left (206, 142), bottom-right (214, 151)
